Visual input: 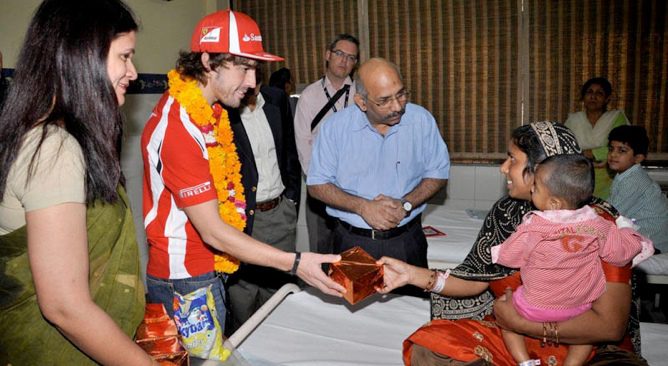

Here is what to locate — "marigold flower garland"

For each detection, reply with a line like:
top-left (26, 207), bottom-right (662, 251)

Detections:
top-left (167, 69), bottom-right (246, 274)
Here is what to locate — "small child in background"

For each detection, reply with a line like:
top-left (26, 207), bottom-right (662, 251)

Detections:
top-left (608, 125), bottom-right (668, 254)
top-left (491, 154), bottom-right (653, 366)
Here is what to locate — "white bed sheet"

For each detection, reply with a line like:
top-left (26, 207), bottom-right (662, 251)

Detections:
top-left (238, 288), bottom-right (429, 366)
top-left (238, 289), bottom-right (668, 366)
top-left (422, 206), bottom-right (482, 269)
top-left (640, 322), bottom-right (668, 365)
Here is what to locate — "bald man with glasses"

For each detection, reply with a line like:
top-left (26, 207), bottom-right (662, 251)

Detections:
top-left (294, 34), bottom-right (360, 255)
top-left (307, 58), bottom-right (450, 295)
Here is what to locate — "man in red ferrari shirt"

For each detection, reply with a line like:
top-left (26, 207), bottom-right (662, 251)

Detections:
top-left (141, 9), bottom-right (344, 333)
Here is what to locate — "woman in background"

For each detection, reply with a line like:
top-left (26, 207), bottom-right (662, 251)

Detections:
top-left (0, 0), bottom-right (157, 364)
top-left (565, 77), bottom-right (629, 199)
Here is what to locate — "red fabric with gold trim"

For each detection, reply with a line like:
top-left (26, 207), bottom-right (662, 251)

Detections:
top-left (403, 263), bottom-right (633, 364)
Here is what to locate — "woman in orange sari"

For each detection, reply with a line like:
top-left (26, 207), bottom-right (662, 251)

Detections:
top-left (379, 122), bottom-right (647, 365)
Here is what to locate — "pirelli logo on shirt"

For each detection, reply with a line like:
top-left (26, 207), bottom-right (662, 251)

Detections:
top-left (179, 182), bottom-right (212, 199)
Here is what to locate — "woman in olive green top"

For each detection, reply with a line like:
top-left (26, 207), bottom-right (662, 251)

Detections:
top-left (0, 1), bottom-right (157, 364)
top-left (565, 77), bottom-right (629, 199)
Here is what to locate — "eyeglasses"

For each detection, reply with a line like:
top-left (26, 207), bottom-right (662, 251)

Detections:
top-left (366, 90), bottom-right (410, 108)
top-left (330, 49), bottom-right (358, 63)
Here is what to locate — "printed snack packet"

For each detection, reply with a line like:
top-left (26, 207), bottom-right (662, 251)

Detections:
top-left (173, 285), bottom-right (231, 361)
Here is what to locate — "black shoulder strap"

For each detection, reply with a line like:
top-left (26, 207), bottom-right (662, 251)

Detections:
top-left (310, 84), bottom-right (350, 131)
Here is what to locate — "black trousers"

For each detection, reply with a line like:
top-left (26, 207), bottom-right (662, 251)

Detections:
top-left (306, 193), bottom-right (336, 254)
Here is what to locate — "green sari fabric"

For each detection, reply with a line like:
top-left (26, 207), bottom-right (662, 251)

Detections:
top-left (0, 187), bottom-right (145, 365)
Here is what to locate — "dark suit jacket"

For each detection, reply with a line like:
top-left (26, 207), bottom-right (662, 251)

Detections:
top-left (229, 87), bottom-right (302, 234)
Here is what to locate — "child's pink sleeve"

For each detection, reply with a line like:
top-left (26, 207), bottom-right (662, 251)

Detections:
top-left (491, 223), bottom-right (534, 268)
top-left (599, 222), bottom-right (654, 267)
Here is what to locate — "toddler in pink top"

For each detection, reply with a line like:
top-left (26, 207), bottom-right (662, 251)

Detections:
top-left (491, 154), bottom-right (653, 366)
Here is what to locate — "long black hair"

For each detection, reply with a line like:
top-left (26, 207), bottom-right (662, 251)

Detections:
top-left (0, 0), bottom-right (138, 204)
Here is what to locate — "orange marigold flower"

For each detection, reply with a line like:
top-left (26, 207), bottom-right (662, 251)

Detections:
top-left (168, 70), bottom-right (246, 274)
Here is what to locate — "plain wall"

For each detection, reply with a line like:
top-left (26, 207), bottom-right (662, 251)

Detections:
top-left (0, 0), bottom-right (229, 72)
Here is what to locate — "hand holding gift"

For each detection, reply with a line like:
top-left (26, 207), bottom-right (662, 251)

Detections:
top-left (329, 246), bottom-right (384, 304)
top-left (375, 256), bottom-right (414, 294)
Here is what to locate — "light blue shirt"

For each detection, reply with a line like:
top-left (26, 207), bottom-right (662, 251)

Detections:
top-left (609, 164), bottom-right (668, 253)
top-left (307, 103), bottom-right (450, 228)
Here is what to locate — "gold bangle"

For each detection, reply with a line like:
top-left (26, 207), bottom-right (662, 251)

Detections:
top-left (543, 322), bottom-right (559, 347)
top-left (552, 322), bottom-right (559, 346)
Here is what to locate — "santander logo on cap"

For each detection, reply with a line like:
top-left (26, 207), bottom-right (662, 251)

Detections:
top-left (242, 33), bottom-right (262, 42)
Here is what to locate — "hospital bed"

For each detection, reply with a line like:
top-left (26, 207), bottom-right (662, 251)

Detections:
top-left (234, 287), bottom-right (667, 366)
top-left (230, 206), bottom-right (668, 365)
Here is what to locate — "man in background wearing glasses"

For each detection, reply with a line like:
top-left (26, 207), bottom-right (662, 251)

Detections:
top-left (307, 58), bottom-right (450, 295)
top-left (294, 34), bottom-right (360, 256)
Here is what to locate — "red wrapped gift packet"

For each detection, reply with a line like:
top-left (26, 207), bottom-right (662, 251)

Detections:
top-left (136, 336), bottom-right (184, 356)
top-left (154, 352), bottom-right (189, 366)
top-left (329, 246), bottom-right (384, 304)
top-left (136, 303), bottom-right (178, 340)
top-left (135, 303), bottom-right (188, 366)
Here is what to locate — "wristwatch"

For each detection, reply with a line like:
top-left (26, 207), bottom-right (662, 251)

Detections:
top-left (401, 199), bottom-right (413, 214)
